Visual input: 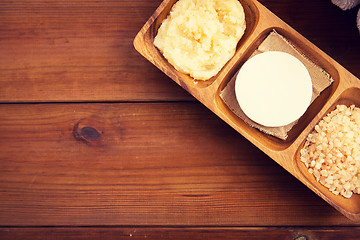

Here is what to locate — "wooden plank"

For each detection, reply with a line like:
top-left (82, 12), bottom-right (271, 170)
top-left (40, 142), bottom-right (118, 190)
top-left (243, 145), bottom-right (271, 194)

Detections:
top-left (0, 0), bottom-right (192, 102)
top-left (0, 103), bottom-right (357, 226)
top-left (0, 0), bottom-right (359, 102)
top-left (1, 227), bottom-right (360, 240)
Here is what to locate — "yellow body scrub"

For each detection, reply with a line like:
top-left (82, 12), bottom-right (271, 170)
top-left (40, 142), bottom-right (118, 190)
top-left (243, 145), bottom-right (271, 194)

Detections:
top-left (154, 0), bottom-right (246, 80)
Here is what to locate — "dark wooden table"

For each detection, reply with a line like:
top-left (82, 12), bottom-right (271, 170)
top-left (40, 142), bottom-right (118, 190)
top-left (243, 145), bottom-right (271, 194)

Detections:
top-left (1, 0), bottom-right (360, 239)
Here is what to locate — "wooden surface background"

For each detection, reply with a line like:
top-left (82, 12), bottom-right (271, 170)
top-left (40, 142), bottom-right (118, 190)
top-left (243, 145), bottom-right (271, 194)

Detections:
top-left (1, 0), bottom-right (360, 239)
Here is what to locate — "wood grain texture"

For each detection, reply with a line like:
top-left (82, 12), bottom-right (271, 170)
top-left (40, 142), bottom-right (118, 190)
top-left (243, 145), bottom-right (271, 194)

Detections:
top-left (0, 0), bottom-right (359, 102)
top-left (1, 0), bottom-right (360, 233)
top-left (1, 227), bottom-right (360, 240)
top-left (0, 0), bottom-right (192, 102)
top-left (0, 103), bottom-right (356, 226)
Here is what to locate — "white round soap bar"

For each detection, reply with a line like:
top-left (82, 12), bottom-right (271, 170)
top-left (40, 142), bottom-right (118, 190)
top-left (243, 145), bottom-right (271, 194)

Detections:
top-left (235, 51), bottom-right (313, 127)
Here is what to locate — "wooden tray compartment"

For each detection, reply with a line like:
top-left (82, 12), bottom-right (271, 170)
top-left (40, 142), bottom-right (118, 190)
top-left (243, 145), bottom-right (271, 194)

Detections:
top-left (135, 0), bottom-right (259, 89)
top-left (215, 27), bottom-right (341, 151)
top-left (134, 0), bottom-right (360, 221)
top-left (294, 87), bottom-right (360, 220)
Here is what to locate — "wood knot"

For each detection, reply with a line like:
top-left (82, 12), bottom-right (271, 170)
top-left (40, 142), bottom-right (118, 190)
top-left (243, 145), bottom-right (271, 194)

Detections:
top-left (73, 120), bottom-right (103, 145)
top-left (80, 126), bottom-right (101, 141)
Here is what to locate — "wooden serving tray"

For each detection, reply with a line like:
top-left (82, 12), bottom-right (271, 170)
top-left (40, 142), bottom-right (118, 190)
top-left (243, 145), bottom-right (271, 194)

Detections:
top-left (133, 0), bottom-right (360, 222)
